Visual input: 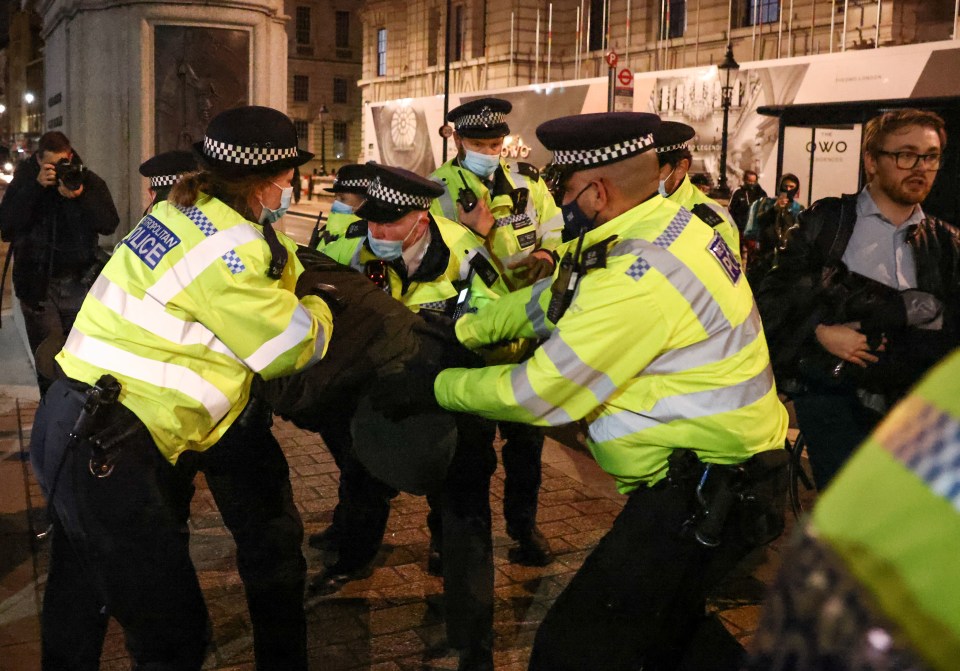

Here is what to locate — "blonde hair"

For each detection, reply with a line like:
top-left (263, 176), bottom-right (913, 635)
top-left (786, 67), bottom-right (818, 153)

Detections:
top-left (169, 168), bottom-right (288, 221)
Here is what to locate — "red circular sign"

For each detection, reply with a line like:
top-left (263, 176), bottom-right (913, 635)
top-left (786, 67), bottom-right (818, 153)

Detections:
top-left (618, 68), bottom-right (633, 86)
top-left (605, 51), bottom-right (618, 68)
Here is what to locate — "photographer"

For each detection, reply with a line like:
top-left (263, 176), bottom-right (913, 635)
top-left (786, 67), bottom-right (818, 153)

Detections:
top-left (0, 131), bottom-right (119, 393)
top-left (744, 173), bottom-right (804, 283)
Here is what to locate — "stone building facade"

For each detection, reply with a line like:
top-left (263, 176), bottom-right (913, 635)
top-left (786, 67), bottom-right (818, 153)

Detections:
top-left (357, 0), bottom-right (955, 104)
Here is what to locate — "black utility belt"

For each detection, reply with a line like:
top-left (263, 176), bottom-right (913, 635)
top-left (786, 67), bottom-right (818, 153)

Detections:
top-left (66, 375), bottom-right (147, 477)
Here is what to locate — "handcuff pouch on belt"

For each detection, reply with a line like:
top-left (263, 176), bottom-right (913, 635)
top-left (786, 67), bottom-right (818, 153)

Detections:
top-left (667, 449), bottom-right (788, 549)
top-left (68, 374), bottom-right (137, 478)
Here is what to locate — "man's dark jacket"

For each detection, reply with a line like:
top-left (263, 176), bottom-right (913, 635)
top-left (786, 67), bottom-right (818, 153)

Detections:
top-left (755, 193), bottom-right (960, 396)
top-left (0, 153), bottom-right (119, 304)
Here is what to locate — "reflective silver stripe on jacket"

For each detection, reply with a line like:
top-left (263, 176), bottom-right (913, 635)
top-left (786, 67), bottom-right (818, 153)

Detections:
top-left (525, 277), bottom-right (553, 339)
top-left (245, 303), bottom-right (324, 373)
top-left (539, 330), bottom-right (619, 403)
top-left (431, 175), bottom-right (459, 220)
top-left (150, 224), bottom-right (262, 304)
top-left (588, 367), bottom-right (775, 444)
top-left (510, 363), bottom-right (574, 426)
top-left (63, 330), bottom-right (233, 422)
top-left (644, 307), bottom-right (762, 376)
top-left (89, 276), bottom-right (239, 361)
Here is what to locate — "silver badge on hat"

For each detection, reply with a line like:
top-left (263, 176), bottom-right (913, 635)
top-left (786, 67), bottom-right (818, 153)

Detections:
top-left (480, 106), bottom-right (494, 128)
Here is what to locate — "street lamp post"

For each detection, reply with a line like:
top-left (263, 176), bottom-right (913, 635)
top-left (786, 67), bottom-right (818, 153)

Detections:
top-left (317, 103), bottom-right (329, 175)
top-left (712, 44), bottom-right (740, 201)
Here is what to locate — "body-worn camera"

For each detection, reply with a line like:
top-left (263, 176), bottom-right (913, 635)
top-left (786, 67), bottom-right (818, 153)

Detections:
top-left (55, 157), bottom-right (85, 191)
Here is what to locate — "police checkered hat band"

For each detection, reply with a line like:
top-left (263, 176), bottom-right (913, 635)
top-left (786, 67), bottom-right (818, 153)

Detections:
top-left (202, 137), bottom-right (300, 167)
top-left (334, 177), bottom-right (370, 190)
top-left (150, 174), bottom-right (181, 188)
top-left (656, 141), bottom-right (689, 154)
top-left (367, 176), bottom-right (434, 210)
top-left (552, 134), bottom-right (656, 167)
top-left (454, 109), bottom-right (505, 131)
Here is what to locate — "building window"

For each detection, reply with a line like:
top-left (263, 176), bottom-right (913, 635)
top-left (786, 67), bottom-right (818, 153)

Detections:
top-left (428, 9), bottom-right (440, 66)
top-left (666, 0), bottom-right (686, 38)
top-left (377, 28), bottom-right (387, 76)
top-left (332, 121), bottom-right (348, 159)
top-left (294, 120), bottom-right (309, 149)
top-left (335, 11), bottom-right (350, 49)
top-left (293, 75), bottom-right (309, 102)
top-left (295, 7), bottom-right (311, 45)
top-left (333, 78), bottom-right (348, 104)
top-left (471, 0), bottom-right (486, 59)
top-left (742, 0), bottom-right (779, 26)
top-left (588, 0), bottom-right (604, 52)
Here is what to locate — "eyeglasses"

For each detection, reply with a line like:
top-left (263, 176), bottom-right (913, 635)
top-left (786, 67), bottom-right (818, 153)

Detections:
top-left (876, 150), bottom-right (942, 171)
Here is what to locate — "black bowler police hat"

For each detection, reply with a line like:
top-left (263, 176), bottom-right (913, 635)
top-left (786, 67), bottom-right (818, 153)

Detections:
top-left (654, 121), bottom-right (696, 154)
top-left (355, 164), bottom-right (444, 223)
top-left (194, 105), bottom-right (313, 175)
top-left (447, 97), bottom-right (512, 139)
top-left (536, 112), bottom-right (661, 172)
top-left (139, 150), bottom-right (198, 189)
top-left (325, 163), bottom-right (375, 195)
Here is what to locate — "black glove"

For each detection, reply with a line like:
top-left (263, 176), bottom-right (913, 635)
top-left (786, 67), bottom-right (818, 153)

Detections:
top-left (367, 364), bottom-right (441, 422)
top-left (295, 270), bottom-right (348, 315)
top-left (414, 310), bottom-right (459, 345)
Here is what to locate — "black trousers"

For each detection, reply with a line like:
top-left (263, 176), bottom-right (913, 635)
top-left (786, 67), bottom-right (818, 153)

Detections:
top-left (325, 410), bottom-right (497, 651)
top-left (528, 458), bottom-right (783, 671)
top-left (19, 274), bottom-right (88, 394)
top-left (31, 379), bottom-right (307, 671)
top-left (792, 388), bottom-right (883, 489)
top-left (427, 420), bottom-right (544, 544)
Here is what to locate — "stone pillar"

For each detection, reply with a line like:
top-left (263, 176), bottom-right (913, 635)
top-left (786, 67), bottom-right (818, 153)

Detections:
top-left (36, 0), bottom-right (289, 238)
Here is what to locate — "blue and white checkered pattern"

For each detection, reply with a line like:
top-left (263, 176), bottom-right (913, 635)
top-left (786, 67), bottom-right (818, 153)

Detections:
top-left (552, 134), bottom-right (655, 167)
top-left (418, 300), bottom-right (450, 312)
top-left (334, 177), bottom-right (370, 190)
top-left (367, 176), bottom-right (434, 209)
top-left (654, 208), bottom-right (693, 248)
top-left (453, 107), bottom-right (505, 131)
top-left (625, 256), bottom-right (651, 281)
top-left (203, 137), bottom-right (299, 166)
top-left (177, 205), bottom-right (246, 275)
top-left (150, 174), bottom-right (181, 188)
top-left (887, 405), bottom-right (960, 511)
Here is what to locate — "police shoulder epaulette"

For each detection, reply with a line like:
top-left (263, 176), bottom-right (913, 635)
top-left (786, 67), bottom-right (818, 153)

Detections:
top-left (345, 220), bottom-right (369, 238)
top-left (691, 203), bottom-right (725, 228)
top-left (581, 235), bottom-right (618, 272)
top-left (516, 162), bottom-right (540, 181)
top-left (468, 252), bottom-right (500, 288)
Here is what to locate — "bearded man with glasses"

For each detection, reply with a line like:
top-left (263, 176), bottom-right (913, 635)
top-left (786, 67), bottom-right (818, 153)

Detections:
top-left (756, 108), bottom-right (960, 489)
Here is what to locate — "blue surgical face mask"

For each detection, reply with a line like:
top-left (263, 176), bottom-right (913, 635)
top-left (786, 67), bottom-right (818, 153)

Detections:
top-left (259, 181), bottom-right (294, 225)
top-left (560, 183), bottom-right (598, 242)
top-left (367, 217), bottom-right (421, 261)
top-left (462, 149), bottom-right (501, 178)
top-left (658, 167), bottom-right (677, 198)
top-left (331, 200), bottom-right (354, 215)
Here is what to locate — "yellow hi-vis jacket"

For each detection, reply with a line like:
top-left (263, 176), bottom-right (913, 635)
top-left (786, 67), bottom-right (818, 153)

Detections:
top-left (668, 175), bottom-right (741, 262)
top-left (320, 213), bottom-right (510, 314)
top-left (57, 195), bottom-right (333, 463)
top-left (320, 211), bottom-right (360, 246)
top-left (436, 196), bottom-right (788, 493)
top-left (430, 158), bottom-right (563, 289)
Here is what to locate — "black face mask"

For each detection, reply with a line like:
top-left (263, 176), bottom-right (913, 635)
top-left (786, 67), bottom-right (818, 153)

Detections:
top-left (560, 183), bottom-right (598, 242)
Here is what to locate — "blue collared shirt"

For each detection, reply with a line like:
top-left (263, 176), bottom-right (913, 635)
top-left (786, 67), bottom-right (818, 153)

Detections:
top-left (841, 187), bottom-right (923, 290)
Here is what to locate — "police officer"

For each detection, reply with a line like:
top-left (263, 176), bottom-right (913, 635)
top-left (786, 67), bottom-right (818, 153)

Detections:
top-left (654, 120), bottom-right (741, 260)
top-left (427, 112), bottom-right (789, 670)
top-left (310, 162), bottom-right (372, 250)
top-left (138, 149), bottom-right (198, 214)
top-left (30, 106), bottom-right (332, 671)
top-left (747, 348), bottom-right (960, 671)
top-left (430, 96), bottom-right (562, 566)
top-left (319, 164), bottom-right (509, 670)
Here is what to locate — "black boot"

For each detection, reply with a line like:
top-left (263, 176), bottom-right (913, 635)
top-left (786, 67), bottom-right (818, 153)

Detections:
top-left (458, 644), bottom-right (494, 671)
top-left (507, 527), bottom-right (552, 567)
top-left (307, 523), bottom-right (342, 552)
top-left (307, 561), bottom-right (371, 596)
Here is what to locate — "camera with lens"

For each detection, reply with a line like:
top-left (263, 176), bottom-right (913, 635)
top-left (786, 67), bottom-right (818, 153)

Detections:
top-left (55, 157), bottom-right (85, 191)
